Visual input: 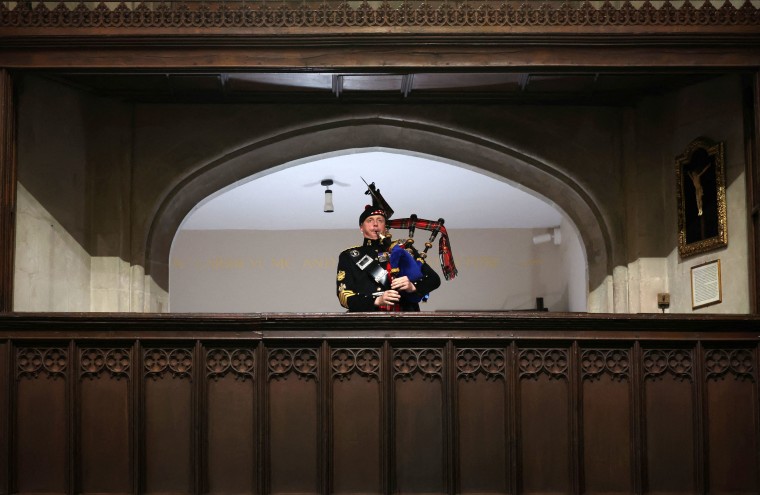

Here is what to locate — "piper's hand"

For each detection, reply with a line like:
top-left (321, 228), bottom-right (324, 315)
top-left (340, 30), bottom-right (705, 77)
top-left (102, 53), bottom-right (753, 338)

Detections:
top-left (375, 290), bottom-right (401, 306)
top-left (391, 276), bottom-right (417, 293)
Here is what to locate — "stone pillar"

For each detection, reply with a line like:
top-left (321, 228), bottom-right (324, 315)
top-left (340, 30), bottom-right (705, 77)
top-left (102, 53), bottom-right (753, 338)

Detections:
top-left (0, 70), bottom-right (16, 312)
top-left (613, 265), bottom-right (629, 313)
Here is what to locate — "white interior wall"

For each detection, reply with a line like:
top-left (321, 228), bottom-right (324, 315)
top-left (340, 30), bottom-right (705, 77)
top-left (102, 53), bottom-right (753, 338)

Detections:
top-left (14, 184), bottom-right (91, 311)
top-left (14, 184), bottom-right (169, 312)
top-left (169, 227), bottom-right (585, 313)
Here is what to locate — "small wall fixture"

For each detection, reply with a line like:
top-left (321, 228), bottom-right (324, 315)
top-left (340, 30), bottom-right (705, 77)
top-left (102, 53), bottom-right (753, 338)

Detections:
top-left (321, 179), bottom-right (334, 213)
top-left (532, 227), bottom-right (562, 246)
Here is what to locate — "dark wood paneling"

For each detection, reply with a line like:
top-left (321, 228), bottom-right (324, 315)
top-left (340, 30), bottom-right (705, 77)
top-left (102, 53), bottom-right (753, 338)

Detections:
top-left (0, 314), bottom-right (759, 495)
top-left (746, 72), bottom-right (760, 314)
top-left (0, 70), bottom-right (15, 313)
top-left (205, 347), bottom-right (257, 495)
top-left (0, 341), bottom-right (7, 495)
top-left (15, 347), bottom-right (68, 493)
top-left (267, 347), bottom-right (320, 495)
top-left (581, 348), bottom-right (634, 494)
top-left (704, 347), bottom-right (759, 494)
top-left (642, 348), bottom-right (696, 494)
top-left (143, 348), bottom-right (193, 494)
top-left (331, 347), bottom-right (382, 495)
top-left (518, 347), bottom-right (571, 494)
top-left (2, 45), bottom-right (760, 71)
top-left (456, 347), bottom-right (508, 494)
top-left (78, 348), bottom-right (131, 494)
top-left (393, 347), bottom-right (446, 494)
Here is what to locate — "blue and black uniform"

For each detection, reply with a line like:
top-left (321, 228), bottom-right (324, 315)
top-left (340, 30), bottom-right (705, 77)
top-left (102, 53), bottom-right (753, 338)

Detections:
top-left (336, 237), bottom-right (441, 312)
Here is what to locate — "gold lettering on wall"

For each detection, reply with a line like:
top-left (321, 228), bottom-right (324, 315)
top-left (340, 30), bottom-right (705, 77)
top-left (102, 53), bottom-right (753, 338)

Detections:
top-left (170, 256), bottom-right (340, 271)
top-left (461, 255), bottom-right (501, 269)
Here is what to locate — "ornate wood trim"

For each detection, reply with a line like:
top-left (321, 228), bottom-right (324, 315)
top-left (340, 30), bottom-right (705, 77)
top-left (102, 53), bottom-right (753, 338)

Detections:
top-left (267, 347), bottom-right (318, 381)
top-left (80, 347), bottom-right (131, 379)
top-left (580, 348), bottom-right (631, 381)
top-left (642, 348), bottom-right (694, 381)
top-left (16, 347), bottom-right (67, 380)
top-left (206, 347), bottom-right (254, 381)
top-left (331, 347), bottom-right (381, 382)
top-left (1, 0), bottom-right (758, 30)
top-left (517, 347), bottom-right (568, 381)
top-left (144, 347), bottom-right (193, 380)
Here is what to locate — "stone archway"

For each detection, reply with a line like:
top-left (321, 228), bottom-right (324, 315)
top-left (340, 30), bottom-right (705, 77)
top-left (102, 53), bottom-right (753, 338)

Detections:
top-left (146, 117), bottom-right (617, 310)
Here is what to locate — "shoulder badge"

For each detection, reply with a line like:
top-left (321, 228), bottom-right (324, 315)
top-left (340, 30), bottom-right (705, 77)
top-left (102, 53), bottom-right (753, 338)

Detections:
top-left (337, 270), bottom-right (346, 282)
top-left (349, 249), bottom-right (359, 258)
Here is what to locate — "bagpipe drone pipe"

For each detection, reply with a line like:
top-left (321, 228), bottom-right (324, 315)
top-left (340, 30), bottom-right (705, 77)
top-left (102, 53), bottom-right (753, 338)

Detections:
top-left (364, 179), bottom-right (458, 289)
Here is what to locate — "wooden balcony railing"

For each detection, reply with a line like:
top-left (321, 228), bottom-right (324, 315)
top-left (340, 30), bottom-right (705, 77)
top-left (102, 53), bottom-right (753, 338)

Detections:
top-left (0, 312), bottom-right (758, 494)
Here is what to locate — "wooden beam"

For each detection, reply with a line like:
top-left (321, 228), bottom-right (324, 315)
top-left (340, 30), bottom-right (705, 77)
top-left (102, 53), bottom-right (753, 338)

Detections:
top-left (1, 43), bottom-right (759, 70)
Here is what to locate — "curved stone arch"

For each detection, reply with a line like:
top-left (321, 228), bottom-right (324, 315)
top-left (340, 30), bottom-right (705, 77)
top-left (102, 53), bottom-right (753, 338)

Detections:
top-left (147, 117), bottom-right (617, 306)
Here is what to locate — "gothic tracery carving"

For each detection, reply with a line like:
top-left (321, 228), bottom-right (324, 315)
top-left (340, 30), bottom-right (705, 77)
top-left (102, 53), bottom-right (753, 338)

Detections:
top-left (1, 1), bottom-right (757, 29)
top-left (80, 348), bottom-right (130, 379)
top-left (518, 348), bottom-right (568, 380)
top-left (144, 348), bottom-right (193, 380)
top-left (206, 348), bottom-right (255, 381)
top-left (705, 348), bottom-right (755, 381)
top-left (17, 347), bottom-right (67, 379)
top-left (393, 348), bottom-right (443, 381)
top-left (268, 348), bottom-right (318, 381)
top-left (456, 348), bottom-right (506, 381)
top-left (642, 348), bottom-right (693, 381)
top-left (332, 348), bottom-right (381, 381)
top-left (581, 348), bottom-right (630, 381)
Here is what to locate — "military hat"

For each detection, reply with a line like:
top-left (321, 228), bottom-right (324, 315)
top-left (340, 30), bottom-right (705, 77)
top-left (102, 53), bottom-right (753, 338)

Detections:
top-left (359, 205), bottom-right (387, 225)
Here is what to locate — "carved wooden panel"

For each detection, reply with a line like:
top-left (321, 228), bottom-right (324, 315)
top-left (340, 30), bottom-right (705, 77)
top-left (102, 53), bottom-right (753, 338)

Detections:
top-left (143, 348), bottom-right (193, 494)
top-left (267, 347), bottom-right (319, 495)
top-left (331, 347), bottom-right (382, 494)
top-left (517, 347), bottom-right (571, 494)
top-left (642, 348), bottom-right (696, 493)
top-left (704, 347), bottom-right (758, 494)
top-left (456, 347), bottom-right (508, 494)
top-left (393, 347), bottom-right (446, 494)
top-left (14, 346), bottom-right (68, 493)
top-left (78, 347), bottom-right (132, 494)
top-left (0, 341), bottom-right (7, 494)
top-left (1, 1), bottom-right (758, 29)
top-left (0, 318), bottom-right (759, 495)
top-left (580, 348), bottom-right (633, 494)
top-left (205, 347), bottom-right (257, 494)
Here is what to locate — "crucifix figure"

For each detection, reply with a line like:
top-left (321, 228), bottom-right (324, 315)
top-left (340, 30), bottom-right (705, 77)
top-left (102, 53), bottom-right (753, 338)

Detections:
top-left (687, 162), bottom-right (712, 216)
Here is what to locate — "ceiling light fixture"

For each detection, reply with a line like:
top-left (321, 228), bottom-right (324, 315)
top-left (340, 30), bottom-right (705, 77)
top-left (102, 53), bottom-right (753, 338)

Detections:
top-left (321, 179), bottom-right (334, 213)
top-left (532, 227), bottom-right (562, 245)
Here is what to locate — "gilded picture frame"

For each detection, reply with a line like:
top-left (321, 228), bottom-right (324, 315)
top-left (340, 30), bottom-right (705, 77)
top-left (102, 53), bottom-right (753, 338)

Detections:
top-left (675, 138), bottom-right (727, 258)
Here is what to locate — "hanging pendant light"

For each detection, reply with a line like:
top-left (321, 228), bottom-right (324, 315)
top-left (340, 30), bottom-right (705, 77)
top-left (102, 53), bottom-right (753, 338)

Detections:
top-left (321, 179), bottom-right (334, 213)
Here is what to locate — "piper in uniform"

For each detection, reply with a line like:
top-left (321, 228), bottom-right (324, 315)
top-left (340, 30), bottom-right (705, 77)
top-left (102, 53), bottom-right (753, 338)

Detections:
top-left (336, 205), bottom-right (441, 312)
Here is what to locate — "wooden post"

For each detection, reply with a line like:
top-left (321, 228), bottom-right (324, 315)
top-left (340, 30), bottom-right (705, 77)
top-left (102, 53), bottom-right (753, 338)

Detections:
top-left (0, 69), bottom-right (16, 313)
top-left (744, 72), bottom-right (760, 314)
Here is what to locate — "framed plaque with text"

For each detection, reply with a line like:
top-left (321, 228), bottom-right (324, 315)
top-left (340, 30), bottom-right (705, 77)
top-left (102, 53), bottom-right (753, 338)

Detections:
top-left (691, 259), bottom-right (722, 309)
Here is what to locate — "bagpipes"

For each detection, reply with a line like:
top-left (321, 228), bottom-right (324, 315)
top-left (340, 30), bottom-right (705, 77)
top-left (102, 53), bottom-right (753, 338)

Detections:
top-left (364, 179), bottom-right (458, 283)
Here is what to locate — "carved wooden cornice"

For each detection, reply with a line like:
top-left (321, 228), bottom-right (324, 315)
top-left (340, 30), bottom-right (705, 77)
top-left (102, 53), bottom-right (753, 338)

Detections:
top-left (1, 0), bottom-right (758, 31)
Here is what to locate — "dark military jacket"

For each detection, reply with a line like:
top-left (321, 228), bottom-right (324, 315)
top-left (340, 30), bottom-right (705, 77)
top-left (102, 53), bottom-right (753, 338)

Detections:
top-left (336, 237), bottom-right (441, 312)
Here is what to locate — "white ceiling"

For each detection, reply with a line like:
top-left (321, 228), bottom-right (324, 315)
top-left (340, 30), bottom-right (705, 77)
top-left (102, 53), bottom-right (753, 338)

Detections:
top-left (180, 150), bottom-right (563, 231)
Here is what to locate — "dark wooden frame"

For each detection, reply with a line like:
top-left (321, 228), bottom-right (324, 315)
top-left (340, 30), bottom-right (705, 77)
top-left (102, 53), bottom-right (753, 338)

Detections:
top-left (0, 1), bottom-right (759, 313)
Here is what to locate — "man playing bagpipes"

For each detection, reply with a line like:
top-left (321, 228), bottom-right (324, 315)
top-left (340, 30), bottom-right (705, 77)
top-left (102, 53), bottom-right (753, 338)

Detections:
top-left (336, 181), bottom-right (457, 312)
